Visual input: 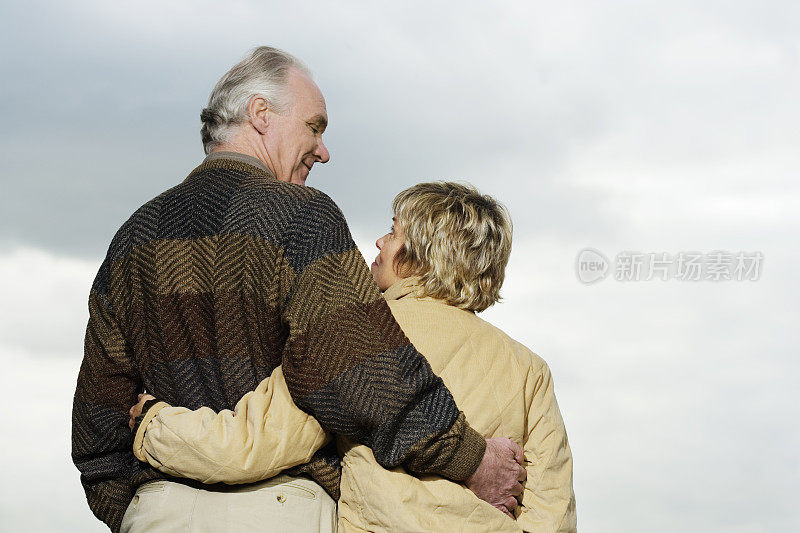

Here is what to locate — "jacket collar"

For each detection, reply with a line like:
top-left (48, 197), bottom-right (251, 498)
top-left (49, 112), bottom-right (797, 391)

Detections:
top-left (383, 277), bottom-right (429, 302)
top-left (383, 276), bottom-right (475, 314)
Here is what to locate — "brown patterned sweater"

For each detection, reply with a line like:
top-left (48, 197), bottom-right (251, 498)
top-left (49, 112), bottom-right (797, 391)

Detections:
top-left (71, 155), bottom-right (486, 532)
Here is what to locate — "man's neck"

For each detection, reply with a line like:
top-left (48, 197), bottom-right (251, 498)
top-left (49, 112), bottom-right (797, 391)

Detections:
top-left (211, 136), bottom-right (276, 177)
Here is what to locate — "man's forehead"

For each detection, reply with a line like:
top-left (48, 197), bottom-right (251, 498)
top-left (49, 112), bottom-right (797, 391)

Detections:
top-left (287, 69), bottom-right (327, 118)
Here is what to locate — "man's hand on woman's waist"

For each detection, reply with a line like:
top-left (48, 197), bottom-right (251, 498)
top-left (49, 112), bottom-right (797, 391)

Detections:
top-left (466, 437), bottom-right (527, 517)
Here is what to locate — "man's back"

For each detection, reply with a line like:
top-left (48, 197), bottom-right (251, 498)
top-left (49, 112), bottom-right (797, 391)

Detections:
top-left (73, 155), bottom-right (328, 528)
top-left (73, 155), bottom-right (487, 531)
top-left (109, 158), bottom-right (308, 410)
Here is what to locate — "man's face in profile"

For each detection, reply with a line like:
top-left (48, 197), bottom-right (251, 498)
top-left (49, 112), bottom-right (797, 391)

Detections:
top-left (262, 68), bottom-right (330, 185)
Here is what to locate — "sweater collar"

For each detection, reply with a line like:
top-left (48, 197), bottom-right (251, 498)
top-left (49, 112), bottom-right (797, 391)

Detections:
top-left (185, 151), bottom-right (277, 183)
top-left (202, 151), bottom-right (275, 177)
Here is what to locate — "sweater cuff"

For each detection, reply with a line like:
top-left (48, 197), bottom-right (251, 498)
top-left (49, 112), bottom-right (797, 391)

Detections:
top-left (132, 399), bottom-right (170, 462)
top-left (437, 414), bottom-right (487, 481)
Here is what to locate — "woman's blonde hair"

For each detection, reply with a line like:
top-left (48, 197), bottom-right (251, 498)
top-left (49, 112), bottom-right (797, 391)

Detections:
top-left (392, 182), bottom-right (513, 312)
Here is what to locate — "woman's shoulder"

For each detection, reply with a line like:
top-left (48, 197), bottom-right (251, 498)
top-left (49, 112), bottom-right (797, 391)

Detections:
top-left (388, 297), bottom-right (548, 375)
top-left (469, 313), bottom-right (550, 375)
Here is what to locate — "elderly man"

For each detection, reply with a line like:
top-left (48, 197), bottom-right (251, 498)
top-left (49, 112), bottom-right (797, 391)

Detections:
top-left (72, 46), bottom-right (525, 532)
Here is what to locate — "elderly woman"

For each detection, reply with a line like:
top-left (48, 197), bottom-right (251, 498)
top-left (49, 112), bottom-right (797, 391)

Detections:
top-left (129, 182), bottom-right (576, 532)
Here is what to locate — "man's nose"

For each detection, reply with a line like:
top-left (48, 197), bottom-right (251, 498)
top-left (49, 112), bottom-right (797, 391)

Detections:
top-left (315, 139), bottom-right (330, 164)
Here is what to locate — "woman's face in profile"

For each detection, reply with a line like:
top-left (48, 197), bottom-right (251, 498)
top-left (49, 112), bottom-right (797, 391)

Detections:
top-left (371, 218), bottom-right (405, 291)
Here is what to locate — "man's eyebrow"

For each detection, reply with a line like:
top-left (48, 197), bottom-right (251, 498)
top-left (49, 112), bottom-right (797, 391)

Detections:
top-left (308, 115), bottom-right (328, 130)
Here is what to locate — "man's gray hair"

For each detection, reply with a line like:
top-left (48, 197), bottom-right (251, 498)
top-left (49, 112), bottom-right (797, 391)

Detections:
top-left (201, 46), bottom-right (311, 154)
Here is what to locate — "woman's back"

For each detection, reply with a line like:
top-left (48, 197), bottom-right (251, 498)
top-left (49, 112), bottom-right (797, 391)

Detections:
top-left (337, 278), bottom-right (576, 533)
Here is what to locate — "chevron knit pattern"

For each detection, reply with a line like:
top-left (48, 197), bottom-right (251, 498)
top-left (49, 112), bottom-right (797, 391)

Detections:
top-left (72, 156), bottom-right (485, 532)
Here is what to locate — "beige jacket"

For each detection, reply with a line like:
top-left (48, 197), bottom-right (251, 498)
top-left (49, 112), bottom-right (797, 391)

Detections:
top-left (134, 277), bottom-right (576, 532)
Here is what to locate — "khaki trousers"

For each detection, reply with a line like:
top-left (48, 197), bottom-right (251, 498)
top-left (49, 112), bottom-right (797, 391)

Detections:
top-left (120, 475), bottom-right (337, 533)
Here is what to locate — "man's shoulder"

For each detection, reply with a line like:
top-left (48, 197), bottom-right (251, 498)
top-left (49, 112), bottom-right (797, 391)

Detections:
top-left (279, 186), bottom-right (356, 273)
top-left (104, 183), bottom-right (181, 263)
top-left (295, 186), bottom-right (347, 222)
top-left (127, 164), bottom-right (339, 222)
top-left (104, 173), bottom-right (344, 264)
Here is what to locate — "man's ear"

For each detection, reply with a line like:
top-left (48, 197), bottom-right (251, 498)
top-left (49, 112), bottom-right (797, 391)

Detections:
top-left (248, 96), bottom-right (270, 134)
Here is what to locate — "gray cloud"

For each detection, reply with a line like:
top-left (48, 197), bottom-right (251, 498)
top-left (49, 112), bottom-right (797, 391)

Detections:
top-left (0, 0), bottom-right (627, 255)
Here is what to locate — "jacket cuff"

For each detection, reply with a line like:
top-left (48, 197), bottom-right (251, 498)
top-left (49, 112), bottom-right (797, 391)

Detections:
top-left (132, 399), bottom-right (170, 462)
top-left (437, 414), bottom-right (487, 481)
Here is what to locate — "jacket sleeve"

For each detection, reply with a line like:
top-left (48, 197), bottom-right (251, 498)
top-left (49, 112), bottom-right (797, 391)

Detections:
top-left (278, 189), bottom-right (486, 481)
top-left (132, 366), bottom-right (331, 484)
top-left (72, 257), bottom-right (138, 533)
top-left (516, 360), bottom-right (577, 533)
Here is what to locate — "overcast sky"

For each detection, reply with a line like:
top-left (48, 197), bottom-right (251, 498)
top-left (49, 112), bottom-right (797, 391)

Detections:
top-left (1, 1), bottom-right (798, 532)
